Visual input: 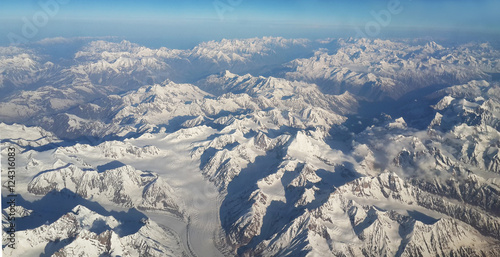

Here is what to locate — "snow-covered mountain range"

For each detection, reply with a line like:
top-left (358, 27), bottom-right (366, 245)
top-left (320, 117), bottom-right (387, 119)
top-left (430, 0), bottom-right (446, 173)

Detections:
top-left (2, 37), bottom-right (500, 256)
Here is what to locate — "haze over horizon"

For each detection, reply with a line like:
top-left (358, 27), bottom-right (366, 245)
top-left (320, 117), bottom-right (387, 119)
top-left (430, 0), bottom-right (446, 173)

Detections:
top-left (1, 0), bottom-right (499, 48)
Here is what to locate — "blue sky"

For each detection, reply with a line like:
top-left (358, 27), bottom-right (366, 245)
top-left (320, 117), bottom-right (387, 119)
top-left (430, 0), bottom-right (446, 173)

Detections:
top-left (1, 0), bottom-right (499, 48)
